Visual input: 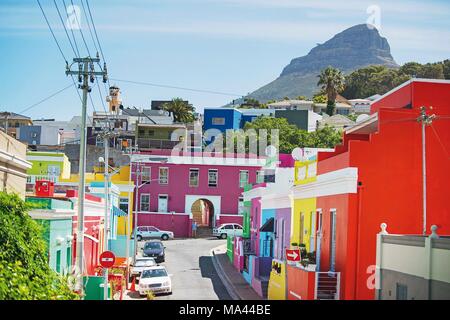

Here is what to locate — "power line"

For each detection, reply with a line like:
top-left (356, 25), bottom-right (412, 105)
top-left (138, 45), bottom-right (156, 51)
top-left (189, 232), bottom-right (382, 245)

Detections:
top-left (62, 0), bottom-right (81, 57)
top-left (19, 83), bottom-right (75, 114)
top-left (37, 0), bottom-right (68, 63)
top-left (53, 0), bottom-right (77, 58)
top-left (110, 78), bottom-right (244, 97)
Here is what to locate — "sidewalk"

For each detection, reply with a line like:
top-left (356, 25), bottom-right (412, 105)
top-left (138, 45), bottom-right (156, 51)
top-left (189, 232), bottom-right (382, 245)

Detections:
top-left (211, 245), bottom-right (264, 300)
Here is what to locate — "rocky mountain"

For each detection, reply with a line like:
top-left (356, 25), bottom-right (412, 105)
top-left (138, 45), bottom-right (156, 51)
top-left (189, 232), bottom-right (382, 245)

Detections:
top-left (243, 24), bottom-right (398, 102)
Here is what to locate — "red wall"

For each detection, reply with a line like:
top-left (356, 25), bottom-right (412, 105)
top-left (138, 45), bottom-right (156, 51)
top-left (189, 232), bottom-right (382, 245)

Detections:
top-left (218, 214), bottom-right (243, 226)
top-left (317, 80), bottom-right (450, 300)
top-left (287, 265), bottom-right (316, 300)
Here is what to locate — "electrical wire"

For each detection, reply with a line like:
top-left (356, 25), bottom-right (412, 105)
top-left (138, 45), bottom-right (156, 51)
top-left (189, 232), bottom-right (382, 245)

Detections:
top-left (110, 78), bottom-right (244, 97)
top-left (19, 83), bottom-right (75, 114)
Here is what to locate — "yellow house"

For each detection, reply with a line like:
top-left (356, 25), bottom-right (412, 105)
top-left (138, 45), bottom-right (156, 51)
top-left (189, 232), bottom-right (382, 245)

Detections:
top-left (60, 165), bottom-right (134, 236)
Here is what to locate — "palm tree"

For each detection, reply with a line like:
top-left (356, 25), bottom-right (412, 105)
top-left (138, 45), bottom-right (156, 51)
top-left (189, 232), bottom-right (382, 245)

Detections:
top-left (317, 67), bottom-right (345, 116)
top-left (162, 98), bottom-right (195, 123)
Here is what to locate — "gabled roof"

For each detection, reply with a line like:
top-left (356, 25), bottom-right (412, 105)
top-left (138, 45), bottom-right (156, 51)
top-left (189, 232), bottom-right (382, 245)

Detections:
top-left (0, 112), bottom-right (31, 121)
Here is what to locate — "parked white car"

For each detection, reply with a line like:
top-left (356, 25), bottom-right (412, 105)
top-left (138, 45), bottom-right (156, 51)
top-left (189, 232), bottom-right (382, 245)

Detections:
top-left (213, 223), bottom-right (243, 239)
top-left (138, 266), bottom-right (172, 296)
top-left (131, 257), bottom-right (157, 279)
top-left (134, 226), bottom-right (174, 241)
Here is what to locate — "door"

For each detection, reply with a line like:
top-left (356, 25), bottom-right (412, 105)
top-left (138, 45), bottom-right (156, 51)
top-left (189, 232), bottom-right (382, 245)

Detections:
top-left (329, 210), bottom-right (337, 272)
top-left (316, 210), bottom-right (322, 271)
top-left (279, 218), bottom-right (285, 259)
top-left (56, 250), bottom-right (61, 273)
top-left (158, 195), bottom-right (168, 213)
top-left (309, 211), bottom-right (316, 252)
top-left (139, 226), bottom-right (149, 238)
top-left (148, 226), bottom-right (159, 238)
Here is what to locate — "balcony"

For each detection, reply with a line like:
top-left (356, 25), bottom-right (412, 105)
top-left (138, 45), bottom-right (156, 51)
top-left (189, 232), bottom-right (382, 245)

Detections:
top-left (136, 138), bottom-right (182, 150)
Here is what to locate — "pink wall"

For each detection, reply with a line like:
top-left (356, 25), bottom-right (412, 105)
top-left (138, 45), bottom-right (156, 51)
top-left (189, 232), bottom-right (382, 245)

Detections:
top-left (137, 213), bottom-right (190, 238)
top-left (132, 161), bottom-right (262, 215)
top-left (218, 214), bottom-right (243, 226)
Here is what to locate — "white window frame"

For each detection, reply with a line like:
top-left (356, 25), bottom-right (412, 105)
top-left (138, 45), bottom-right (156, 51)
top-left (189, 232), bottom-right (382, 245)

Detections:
top-left (119, 197), bottom-right (129, 213)
top-left (189, 168), bottom-right (199, 187)
top-left (142, 166), bottom-right (151, 182)
top-left (239, 170), bottom-right (249, 188)
top-left (140, 193), bottom-right (150, 212)
top-left (238, 196), bottom-right (244, 215)
top-left (256, 170), bottom-right (265, 184)
top-left (208, 169), bottom-right (218, 187)
top-left (159, 167), bottom-right (169, 185)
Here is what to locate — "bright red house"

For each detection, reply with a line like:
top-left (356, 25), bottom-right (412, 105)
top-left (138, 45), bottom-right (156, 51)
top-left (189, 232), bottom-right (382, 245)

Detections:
top-left (311, 79), bottom-right (450, 300)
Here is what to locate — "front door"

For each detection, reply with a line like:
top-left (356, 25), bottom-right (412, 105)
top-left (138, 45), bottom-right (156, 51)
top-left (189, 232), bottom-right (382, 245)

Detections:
top-left (158, 195), bottom-right (168, 213)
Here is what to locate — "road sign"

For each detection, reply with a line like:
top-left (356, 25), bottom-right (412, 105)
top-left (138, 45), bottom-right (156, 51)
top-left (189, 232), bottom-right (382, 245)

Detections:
top-left (286, 249), bottom-right (300, 262)
top-left (99, 251), bottom-right (116, 268)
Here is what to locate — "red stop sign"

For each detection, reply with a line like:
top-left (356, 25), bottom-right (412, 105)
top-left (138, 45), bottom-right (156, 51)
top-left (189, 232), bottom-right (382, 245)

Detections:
top-left (99, 251), bottom-right (116, 268)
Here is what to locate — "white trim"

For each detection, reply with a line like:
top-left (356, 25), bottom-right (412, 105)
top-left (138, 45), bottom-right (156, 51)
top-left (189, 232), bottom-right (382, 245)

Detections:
top-left (0, 164), bottom-right (28, 178)
top-left (29, 209), bottom-right (75, 220)
top-left (207, 169), bottom-right (218, 188)
top-left (289, 291), bottom-right (302, 300)
top-left (261, 195), bottom-right (291, 210)
top-left (26, 155), bottom-right (66, 162)
top-left (219, 213), bottom-right (243, 217)
top-left (291, 167), bottom-right (358, 199)
top-left (83, 233), bottom-right (99, 243)
top-left (0, 149), bottom-right (32, 170)
top-left (185, 194), bottom-right (221, 217)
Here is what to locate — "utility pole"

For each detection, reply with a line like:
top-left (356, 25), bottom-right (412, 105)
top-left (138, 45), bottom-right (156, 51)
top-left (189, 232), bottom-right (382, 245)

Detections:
top-left (417, 106), bottom-right (435, 236)
top-left (66, 56), bottom-right (107, 295)
top-left (103, 131), bottom-right (110, 300)
top-left (133, 160), bottom-right (141, 265)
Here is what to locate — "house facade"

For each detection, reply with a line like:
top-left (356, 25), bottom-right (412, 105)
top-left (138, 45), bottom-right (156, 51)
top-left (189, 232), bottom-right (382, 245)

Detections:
top-left (0, 130), bottom-right (31, 198)
top-left (130, 152), bottom-right (266, 237)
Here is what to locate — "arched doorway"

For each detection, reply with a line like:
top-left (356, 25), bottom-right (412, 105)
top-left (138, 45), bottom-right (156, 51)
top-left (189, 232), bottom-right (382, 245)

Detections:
top-left (191, 198), bottom-right (215, 228)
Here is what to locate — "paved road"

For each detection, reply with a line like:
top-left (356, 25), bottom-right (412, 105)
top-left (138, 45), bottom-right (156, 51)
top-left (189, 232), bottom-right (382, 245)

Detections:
top-left (125, 238), bottom-right (232, 300)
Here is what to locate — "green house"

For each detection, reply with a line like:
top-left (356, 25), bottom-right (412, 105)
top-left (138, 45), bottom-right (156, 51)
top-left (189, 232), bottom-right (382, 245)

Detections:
top-left (26, 151), bottom-right (71, 183)
top-left (27, 197), bottom-right (75, 274)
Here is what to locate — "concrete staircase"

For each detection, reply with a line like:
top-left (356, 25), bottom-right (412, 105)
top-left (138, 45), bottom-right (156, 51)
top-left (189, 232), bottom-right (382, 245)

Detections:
top-left (196, 226), bottom-right (213, 238)
top-left (316, 272), bottom-right (340, 300)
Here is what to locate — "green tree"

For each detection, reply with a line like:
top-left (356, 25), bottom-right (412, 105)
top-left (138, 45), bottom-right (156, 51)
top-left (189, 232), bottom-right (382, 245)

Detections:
top-left (296, 95), bottom-right (309, 101)
top-left (443, 59), bottom-right (450, 79)
top-left (0, 192), bottom-right (78, 300)
top-left (162, 98), bottom-right (195, 123)
top-left (224, 116), bottom-right (342, 154)
top-left (312, 93), bottom-right (327, 104)
top-left (317, 67), bottom-right (345, 116)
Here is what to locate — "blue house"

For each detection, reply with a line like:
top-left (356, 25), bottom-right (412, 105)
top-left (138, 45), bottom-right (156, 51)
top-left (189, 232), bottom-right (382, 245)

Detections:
top-left (203, 108), bottom-right (242, 137)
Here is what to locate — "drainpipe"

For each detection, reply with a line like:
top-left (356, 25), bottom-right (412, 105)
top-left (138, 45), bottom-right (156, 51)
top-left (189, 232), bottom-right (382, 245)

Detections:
top-left (354, 181), bottom-right (364, 299)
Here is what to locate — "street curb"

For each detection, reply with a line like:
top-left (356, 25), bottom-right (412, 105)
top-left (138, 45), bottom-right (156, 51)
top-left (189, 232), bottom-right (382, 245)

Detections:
top-left (210, 247), bottom-right (241, 301)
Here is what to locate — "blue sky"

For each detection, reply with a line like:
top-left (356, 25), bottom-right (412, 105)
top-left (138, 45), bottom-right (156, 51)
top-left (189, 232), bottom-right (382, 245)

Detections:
top-left (1, 0), bottom-right (449, 120)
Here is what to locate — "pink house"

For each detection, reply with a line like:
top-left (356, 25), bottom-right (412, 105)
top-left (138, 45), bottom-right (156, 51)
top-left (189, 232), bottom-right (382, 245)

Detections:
top-left (131, 152), bottom-right (266, 237)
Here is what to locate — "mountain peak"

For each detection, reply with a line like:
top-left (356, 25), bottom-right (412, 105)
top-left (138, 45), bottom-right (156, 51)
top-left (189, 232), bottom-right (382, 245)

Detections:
top-left (243, 24), bottom-right (398, 102)
top-left (281, 24), bottom-right (398, 77)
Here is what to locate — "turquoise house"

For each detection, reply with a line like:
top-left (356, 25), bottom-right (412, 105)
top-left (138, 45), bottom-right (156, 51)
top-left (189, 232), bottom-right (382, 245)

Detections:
top-left (27, 197), bottom-right (75, 274)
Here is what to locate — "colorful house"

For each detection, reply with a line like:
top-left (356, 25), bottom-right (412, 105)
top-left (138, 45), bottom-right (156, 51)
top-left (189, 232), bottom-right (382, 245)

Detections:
top-left (26, 151), bottom-right (71, 184)
top-left (241, 154), bottom-right (295, 299)
top-left (287, 78), bottom-right (450, 300)
top-left (130, 152), bottom-right (266, 238)
top-left (27, 195), bottom-right (75, 274)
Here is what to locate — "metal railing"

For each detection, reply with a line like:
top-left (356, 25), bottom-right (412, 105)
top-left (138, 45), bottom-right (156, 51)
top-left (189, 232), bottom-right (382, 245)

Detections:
top-left (136, 138), bottom-right (181, 150)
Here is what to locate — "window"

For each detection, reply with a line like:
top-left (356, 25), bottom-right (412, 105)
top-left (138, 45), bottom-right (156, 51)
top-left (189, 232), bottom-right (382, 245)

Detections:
top-left (234, 224), bottom-right (242, 229)
top-left (208, 169), bottom-right (218, 187)
top-left (223, 225), bottom-right (234, 230)
top-left (148, 226), bottom-right (159, 232)
top-left (142, 167), bottom-right (151, 182)
top-left (140, 194), bottom-right (150, 212)
top-left (212, 117), bottom-right (225, 125)
top-left (159, 167), bottom-right (169, 184)
top-left (299, 212), bottom-right (305, 244)
top-left (148, 130), bottom-right (155, 136)
top-left (239, 170), bottom-right (249, 188)
top-left (138, 128), bottom-right (145, 136)
top-left (256, 170), bottom-right (265, 184)
top-left (119, 197), bottom-right (129, 213)
top-left (96, 135), bottom-right (104, 147)
top-left (189, 169), bottom-right (199, 187)
top-left (66, 247), bottom-right (71, 271)
top-left (56, 250), bottom-right (61, 273)
top-left (238, 196), bottom-right (244, 214)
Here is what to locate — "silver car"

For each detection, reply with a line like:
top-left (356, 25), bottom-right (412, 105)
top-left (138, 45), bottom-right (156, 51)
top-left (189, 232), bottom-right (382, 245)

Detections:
top-left (130, 257), bottom-right (157, 280)
top-left (134, 226), bottom-right (174, 241)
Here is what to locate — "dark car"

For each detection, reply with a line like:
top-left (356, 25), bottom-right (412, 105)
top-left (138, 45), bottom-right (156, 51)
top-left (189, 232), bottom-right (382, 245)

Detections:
top-left (142, 240), bottom-right (165, 263)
